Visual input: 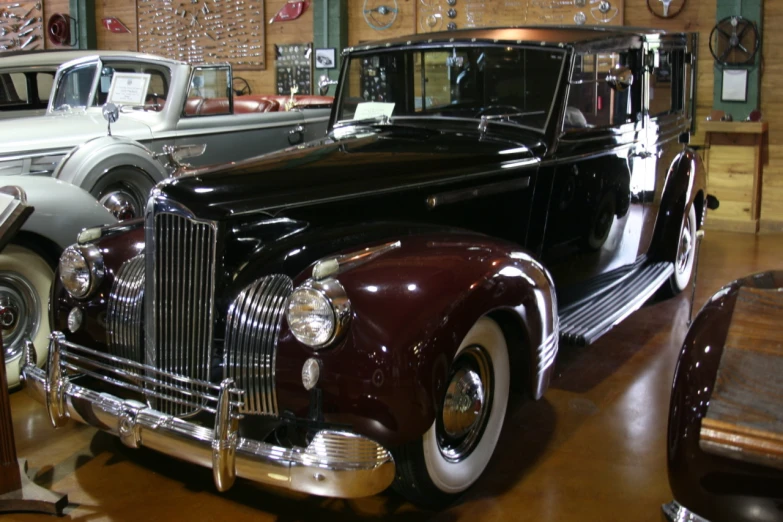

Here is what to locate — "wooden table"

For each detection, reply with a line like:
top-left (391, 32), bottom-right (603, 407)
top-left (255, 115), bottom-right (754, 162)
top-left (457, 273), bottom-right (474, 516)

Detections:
top-left (702, 120), bottom-right (768, 233)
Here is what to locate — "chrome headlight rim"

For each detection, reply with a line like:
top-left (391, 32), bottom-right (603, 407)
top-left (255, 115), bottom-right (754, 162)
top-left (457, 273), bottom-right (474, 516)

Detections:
top-left (286, 278), bottom-right (351, 350)
top-left (58, 244), bottom-right (105, 299)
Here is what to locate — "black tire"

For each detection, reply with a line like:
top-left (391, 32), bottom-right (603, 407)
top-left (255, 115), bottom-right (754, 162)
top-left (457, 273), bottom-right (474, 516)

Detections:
top-left (90, 167), bottom-right (155, 220)
top-left (392, 317), bottom-right (510, 509)
top-left (662, 203), bottom-right (697, 297)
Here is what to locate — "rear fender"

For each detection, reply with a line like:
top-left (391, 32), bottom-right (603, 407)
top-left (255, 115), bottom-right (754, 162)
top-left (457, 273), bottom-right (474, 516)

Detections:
top-left (650, 148), bottom-right (707, 262)
top-left (53, 136), bottom-right (168, 194)
top-left (272, 233), bottom-right (558, 448)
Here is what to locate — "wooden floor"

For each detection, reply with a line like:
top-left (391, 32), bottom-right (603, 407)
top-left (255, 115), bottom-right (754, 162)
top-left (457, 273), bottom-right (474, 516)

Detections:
top-left (5, 231), bottom-right (782, 522)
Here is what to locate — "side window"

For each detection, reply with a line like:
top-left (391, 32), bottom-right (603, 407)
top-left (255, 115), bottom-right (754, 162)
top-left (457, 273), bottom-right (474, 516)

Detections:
top-left (649, 48), bottom-right (685, 118)
top-left (185, 66), bottom-right (231, 116)
top-left (565, 51), bottom-right (640, 131)
top-left (35, 73), bottom-right (55, 103)
top-left (0, 73), bottom-right (29, 104)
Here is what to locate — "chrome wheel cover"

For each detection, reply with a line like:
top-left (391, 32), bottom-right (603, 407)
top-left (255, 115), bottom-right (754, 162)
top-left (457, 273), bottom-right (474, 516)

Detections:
top-left (0, 271), bottom-right (40, 363)
top-left (437, 345), bottom-right (493, 463)
top-left (676, 213), bottom-right (693, 274)
top-left (100, 188), bottom-right (141, 220)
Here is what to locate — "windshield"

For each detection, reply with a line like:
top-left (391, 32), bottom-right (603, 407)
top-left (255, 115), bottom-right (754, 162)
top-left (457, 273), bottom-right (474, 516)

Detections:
top-left (337, 45), bottom-right (566, 132)
top-left (51, 60), bottom-right (171, 112)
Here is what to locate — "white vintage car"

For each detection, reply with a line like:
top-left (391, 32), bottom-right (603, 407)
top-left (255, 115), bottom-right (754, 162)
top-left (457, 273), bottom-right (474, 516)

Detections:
top-left (0, 52), bottom-right (332, 219)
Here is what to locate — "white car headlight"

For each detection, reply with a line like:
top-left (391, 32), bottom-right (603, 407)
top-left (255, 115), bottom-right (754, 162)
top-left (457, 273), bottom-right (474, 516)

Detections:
top-left (286, 278), bottom-right (351, 349)
top-left (59, 244), bottom-right (104, 298)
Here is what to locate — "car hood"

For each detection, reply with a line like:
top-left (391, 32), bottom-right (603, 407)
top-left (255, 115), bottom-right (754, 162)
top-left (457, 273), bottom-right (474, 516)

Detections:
top-left (156, 125), bottom-right (543, 222)
top-left (0, 110), bottom-right (153, 155)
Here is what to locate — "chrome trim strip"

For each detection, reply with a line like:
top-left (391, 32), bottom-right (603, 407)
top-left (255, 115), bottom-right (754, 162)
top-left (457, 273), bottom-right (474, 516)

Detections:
top-left (426, 176), bottom-right (531, 209)
top-left (21, 338), bottom-right (395, 499)
top-left (107, 255), bottom-right (145, 369)
top-left (312, 240), bottom-right (401, 280)
top-left (0, 150), bottom-right (71, 162)
top-left (661, 501), bottom-right (711, 522)
top-left (224, 275), bottom-right (293, 416)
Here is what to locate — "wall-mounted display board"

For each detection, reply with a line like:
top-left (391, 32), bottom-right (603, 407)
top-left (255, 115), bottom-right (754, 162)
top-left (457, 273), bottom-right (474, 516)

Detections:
top-left (0, 2), bottom-right (44, 52)
top-left (275, 43), bottom-right (312, 95)
top-left (417, 0), bottom-right (624, 30)
top-left (137, 0), bottom-right (265, 70)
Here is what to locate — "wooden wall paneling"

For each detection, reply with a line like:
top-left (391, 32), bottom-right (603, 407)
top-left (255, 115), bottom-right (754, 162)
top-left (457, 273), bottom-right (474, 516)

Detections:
top-left (41, 0), bottom-right (72, 49)
top-left (95, 0), bottom-right (138, 51)
top-left (348, 0), bottom-right (416, 46)
top-left (760, 0), bottom-right (783, 229)
top-left (255, 0), bottom-right (313, 95)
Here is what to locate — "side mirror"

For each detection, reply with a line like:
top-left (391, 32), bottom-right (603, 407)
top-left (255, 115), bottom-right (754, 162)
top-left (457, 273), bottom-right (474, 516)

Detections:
top-left (102, 103), bottom-right (120, 136)
top-left (605, 66), bottom-right (634, 92)
top-left (318, 75), bottom-right (338, 96)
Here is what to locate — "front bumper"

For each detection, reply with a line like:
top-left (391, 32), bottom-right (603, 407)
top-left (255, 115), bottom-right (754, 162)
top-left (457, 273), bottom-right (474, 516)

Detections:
top-left (20, 333), bottom-right (395, 499)
top-left (662, 501), bottom-right (711, 522)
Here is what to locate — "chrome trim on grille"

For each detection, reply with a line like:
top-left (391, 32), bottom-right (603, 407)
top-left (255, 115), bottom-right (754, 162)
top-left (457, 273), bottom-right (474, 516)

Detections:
top-left (107, 255), bottom-right (145, 371)
top-left (145, 193), bottom-right (218, 417)
top-left (224, 274), bottom-right (293, 416)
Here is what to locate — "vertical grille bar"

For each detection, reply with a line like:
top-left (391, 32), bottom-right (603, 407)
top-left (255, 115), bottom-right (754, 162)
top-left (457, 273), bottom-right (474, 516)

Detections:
top-left (107, 255), bottom-right (145, 371)
top-left (224, 275), bottom-right (292, 415)
top-left (151, 210), bottom-right (217, 417)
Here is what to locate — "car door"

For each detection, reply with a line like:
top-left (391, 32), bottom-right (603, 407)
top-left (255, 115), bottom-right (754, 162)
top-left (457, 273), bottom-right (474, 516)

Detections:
top-left (175, 65), bottom-right (305, 167)
top-left (540, 47), bottom-right (650, 292)
top-left (641, 41), bottom-right (691, 252)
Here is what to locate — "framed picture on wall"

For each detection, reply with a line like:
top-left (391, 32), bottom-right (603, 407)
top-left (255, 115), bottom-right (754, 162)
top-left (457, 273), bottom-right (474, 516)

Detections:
top-left (721, 68), bottom-right (748, 102)
top-left (315, 48), bottom-right (336, 69)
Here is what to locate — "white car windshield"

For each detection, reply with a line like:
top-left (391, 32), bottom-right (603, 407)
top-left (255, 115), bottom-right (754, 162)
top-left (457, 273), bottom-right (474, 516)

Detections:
top-left (51, 60), bottom-right (171, 112)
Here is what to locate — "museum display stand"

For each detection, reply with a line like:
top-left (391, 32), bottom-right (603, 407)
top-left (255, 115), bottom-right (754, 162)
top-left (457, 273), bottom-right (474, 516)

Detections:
top-left (0, 186), bottom-right (68, 515)
top-left (702, 120), bottom-right (768, 233)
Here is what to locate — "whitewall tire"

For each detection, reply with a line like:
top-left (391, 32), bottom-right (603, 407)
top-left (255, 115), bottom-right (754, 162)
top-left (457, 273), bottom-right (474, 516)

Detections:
top-left (0, 245), bottom-right (53, 388)
top-left (394, 316), bottom-right (510, 507)
top-left (667, 204), bottom-right (697, 295)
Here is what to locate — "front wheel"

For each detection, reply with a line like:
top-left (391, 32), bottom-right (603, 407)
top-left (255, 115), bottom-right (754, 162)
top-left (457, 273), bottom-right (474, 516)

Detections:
top-left (90, 168), bottom-right (155, 220)
top-left (0, 245), bottom-right (54, 388)
top-left (664, 203), bottom-right (698, 296)
top-left (393, 316), bottom-right (510, 508)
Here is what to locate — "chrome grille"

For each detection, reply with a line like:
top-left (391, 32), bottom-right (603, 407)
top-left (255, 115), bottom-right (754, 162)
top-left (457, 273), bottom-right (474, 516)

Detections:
top-left (224, 275), bottom-right (292, 415)
top-left (151, 211), bottom-right (217, 417)
top-left (107, 254), bottom-right (145, 372)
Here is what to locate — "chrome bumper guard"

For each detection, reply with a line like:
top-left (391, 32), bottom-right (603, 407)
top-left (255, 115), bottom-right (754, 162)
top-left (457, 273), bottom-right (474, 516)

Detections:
top-left (20, 333), bottom-right (395, 498)
top-left (661, 501), bottom-right (711, 522)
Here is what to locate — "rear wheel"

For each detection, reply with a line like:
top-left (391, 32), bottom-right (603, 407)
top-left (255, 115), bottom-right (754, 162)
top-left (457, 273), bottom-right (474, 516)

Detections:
top-left (664, 204), bottom-right (697, 296)
top-left (393, 316), bottom-right (510, 508)
top-left (0, 245), bottom-right (53, 388)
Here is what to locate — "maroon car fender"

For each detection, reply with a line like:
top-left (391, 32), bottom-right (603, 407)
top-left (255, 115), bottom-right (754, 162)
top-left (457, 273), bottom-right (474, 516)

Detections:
top-left (651, 147), bottom-right (707, 262)
top-left (274, 233), bottom-right (558, 449)
top-left (668, 271), bottom-right (783, 521)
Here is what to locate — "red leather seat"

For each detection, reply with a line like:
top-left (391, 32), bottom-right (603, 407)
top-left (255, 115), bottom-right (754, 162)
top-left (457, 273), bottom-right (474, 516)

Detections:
top-left (291, 95), bottom-right (333, 108)
top-left (184, 97), bottom-right (203, 115)
top-left (199, 98), bottom-right (231, 115)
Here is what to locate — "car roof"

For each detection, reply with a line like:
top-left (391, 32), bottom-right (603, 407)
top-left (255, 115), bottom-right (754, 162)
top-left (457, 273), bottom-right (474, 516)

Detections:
top-left (346, 25), bottom-right (688, 53)
top-left (0, 50), bottom-right (129, 68)
top-left (58, 51), bottom-right (186, 69)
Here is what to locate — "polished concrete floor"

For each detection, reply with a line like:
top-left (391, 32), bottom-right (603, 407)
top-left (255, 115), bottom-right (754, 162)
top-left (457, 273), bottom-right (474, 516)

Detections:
top-left (5, 230), bottom-right (782, 522)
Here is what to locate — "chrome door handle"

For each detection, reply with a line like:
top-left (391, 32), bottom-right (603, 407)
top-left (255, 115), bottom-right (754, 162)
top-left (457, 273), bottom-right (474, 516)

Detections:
top-left (288, 125), bottom-right (305, 145)
top-left (632, 149), bottom-right (662, 159)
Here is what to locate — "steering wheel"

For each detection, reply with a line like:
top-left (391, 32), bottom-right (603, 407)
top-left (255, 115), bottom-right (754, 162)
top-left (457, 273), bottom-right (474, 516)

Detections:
top-left (475, 105), bottom-right (523, 118)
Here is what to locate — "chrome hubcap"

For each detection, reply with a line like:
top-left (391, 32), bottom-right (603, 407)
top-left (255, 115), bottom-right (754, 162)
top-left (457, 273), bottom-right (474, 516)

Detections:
top-left (0, 272), bottom-right (40, 363)
top-left (100, 189), bottom-right (140, 220)
top-left (438, 345), bottom-right (493, 462)
top-left (677, 215), bottom-right (693, 274)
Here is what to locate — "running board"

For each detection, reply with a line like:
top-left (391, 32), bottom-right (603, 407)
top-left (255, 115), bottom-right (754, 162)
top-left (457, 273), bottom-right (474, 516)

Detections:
top-left (559, 262), bottom-right (674, 346)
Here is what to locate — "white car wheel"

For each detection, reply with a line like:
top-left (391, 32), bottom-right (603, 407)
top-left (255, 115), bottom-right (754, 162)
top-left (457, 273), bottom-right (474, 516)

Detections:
top-left (667, 204), bottom-right (697, 295)
top-left (393, 316), bottom-right (510, 507)
top-left (0, 245), bottom-right (53, 388)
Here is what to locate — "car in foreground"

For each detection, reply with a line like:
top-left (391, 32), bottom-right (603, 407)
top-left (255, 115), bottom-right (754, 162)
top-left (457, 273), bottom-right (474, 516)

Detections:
top-left (0, 52), bottom-right (332, 219)
top-left (664, 271), bottom-right (783, 522)
top-left (23, 27), bottom-right (708, 506)
top-left (0, 50), bottom-right (105, 120)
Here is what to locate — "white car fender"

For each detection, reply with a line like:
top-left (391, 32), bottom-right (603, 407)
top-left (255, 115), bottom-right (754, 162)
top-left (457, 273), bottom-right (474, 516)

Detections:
top-left (1, 175), bottom-right (118, 250)
top-left (54, 135), bottom-right (169, 194)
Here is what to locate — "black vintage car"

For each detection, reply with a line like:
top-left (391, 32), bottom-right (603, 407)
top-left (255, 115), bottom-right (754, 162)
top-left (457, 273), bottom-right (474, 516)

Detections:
top-left (23, 27), bottom-right (709, 507)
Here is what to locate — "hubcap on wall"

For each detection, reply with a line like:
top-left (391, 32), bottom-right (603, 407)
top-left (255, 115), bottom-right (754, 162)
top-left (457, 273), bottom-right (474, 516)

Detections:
top-left (0, 272), bottom-right (40, 362)
top-left (438, 345), bottom-right (493, 462)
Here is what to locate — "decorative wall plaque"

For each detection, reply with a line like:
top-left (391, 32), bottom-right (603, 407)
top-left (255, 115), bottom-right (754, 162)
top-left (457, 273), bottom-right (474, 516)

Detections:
top-left (275, 43), bottom-right (312, 95)
top-left (137, 0), bottom-right (266, 70)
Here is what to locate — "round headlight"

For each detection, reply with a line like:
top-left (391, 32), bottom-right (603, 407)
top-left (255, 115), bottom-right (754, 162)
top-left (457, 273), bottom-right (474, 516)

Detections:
top-left (59, 245), bottom-right (104, 298)
top-left (286, 279), bottom-right (350, 349)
